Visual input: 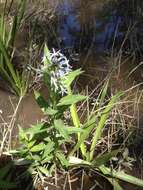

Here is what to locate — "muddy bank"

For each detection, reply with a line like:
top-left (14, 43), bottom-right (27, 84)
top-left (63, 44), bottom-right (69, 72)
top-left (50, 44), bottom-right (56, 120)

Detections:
top-left (0, 90), bottom-right (43, 127)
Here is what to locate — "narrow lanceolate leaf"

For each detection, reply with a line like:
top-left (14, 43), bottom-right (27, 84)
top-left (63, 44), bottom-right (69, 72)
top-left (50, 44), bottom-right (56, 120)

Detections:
top-left (93, 149), bottom-right (120, 167)
top-left (27, 140), bottom-right (36, 149)
top-left (56, 152), bottom-right (69, 167)
top-left (19, 126), bottom-right (28, 142)
top-left (44, 107), bottom-right (58, 115)
top-left (26, 123), bottom-right (46, 135)
top-left (38, 166), bottom-right (49, 176)
top-left (43, 141), bottom-right (55, 158)
top-left (8, 14), bottom-right (18, 48)
top-left (0, 38), bottom-right (17, 83)
top-left (69, 156), bottom-right (92, 166)
top-left (17, 0), bottom-right (27, 26)
top-left (57, 94), bottom-right (87, 106)
top-left (54, 119), bottom-right (70, 140)
top-left (30, 143), bottom-right (45, 152)
top-left (97, 164), bottom-right (123, 190)
top-left (69, 115), bottom-right (98, 156)
top-left (62, 69), bottom-right (84, 87)
top-left (31, 155), bottom-right (41, 162)
top-left (99, 165), bottom-right (143, 188)
top-left (43, 44), bottom-right (52, 66)
top-left (97, 79), bottom-right (109, 108)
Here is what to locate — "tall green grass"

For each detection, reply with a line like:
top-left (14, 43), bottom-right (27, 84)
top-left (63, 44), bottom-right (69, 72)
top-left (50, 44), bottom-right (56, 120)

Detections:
top-left (0, 0), bottom-right (28, 96)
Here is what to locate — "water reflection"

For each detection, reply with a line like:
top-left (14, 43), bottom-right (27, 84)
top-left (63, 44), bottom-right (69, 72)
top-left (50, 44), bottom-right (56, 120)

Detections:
top-left (57, 0), bottom-right (80, 53)
top-left (57, 0), bottom-right (124, 54)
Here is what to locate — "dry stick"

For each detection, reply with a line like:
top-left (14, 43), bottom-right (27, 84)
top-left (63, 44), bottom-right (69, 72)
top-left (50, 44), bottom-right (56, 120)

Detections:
top-left (81, 170), bottom-right (85, 190)
top-left (63, 173), bottom-right (68, 190)
top-left (54, 166), bottom-right (58, 187)
top-left (68, 172), bottom-right (72, 190)
top-left (8, 96), bottom-right (23, 150)
top-left (0, 96), bottom-right (23, 155)
top-left (0, 115), bottom-right (9, 153)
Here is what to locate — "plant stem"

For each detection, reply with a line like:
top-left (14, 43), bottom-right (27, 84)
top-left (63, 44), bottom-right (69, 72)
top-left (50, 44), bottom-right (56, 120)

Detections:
top-left (67, 86), bottom-right (86, 157)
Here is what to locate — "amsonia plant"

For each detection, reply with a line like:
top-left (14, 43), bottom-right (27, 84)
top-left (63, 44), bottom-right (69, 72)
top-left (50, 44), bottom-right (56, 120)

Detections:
top-left (13, 45), bottom-right (143, 190)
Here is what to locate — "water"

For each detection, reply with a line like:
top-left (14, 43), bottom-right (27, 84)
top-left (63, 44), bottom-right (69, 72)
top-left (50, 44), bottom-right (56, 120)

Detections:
top-left (57, 0), bottom-right (124, 55)
top-left (52, 0), bottom-right (143, 89)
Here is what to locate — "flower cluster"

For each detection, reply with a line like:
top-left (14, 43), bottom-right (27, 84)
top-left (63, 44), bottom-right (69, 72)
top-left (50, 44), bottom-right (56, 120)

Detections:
top-left (42, 49), bottom-right (72, 95)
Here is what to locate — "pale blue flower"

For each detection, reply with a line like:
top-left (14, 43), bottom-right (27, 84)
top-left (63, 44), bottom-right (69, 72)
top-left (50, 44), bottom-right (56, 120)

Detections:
top-left (42, 49), bottom-right (72, 95)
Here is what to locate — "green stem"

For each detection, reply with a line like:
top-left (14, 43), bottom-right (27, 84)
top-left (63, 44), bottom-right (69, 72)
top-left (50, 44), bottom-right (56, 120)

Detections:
top-left (67, 86), bottom-right (86, 157)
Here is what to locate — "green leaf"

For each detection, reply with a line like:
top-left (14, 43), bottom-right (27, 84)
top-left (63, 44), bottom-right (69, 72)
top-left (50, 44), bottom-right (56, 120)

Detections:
top-left (30, 143), bottom-right (45, 152)
top-left (44, 107), bottom-right (58, 115)
top-left (90, 92), bottom-right (123, 161)
top-left (18, 148), bottom-right (28, 156)
top-left (43, 141), bottom-right (55, 159)
top-left (62, 69), bottom-right (83, 87)
top-left (93, 149), bottom-right (120, 167)
top-left (41, 156), bottom-right (53, 164)
top-left (34, 91), bottom-right (58, 114)
top-left (26, 123), bottom-right (48, 141)
top-left (58, 94), bottom-right (87, 106)
top-left (27, 140), bottom-right (36, 149)
top-left (69, 156), bottom-right (92, 166)
top-left (0, 1), bottom-right (27, 96)
top-left (44, 137), bottom-right (51, 142)
top-left (69, 115), bottom-right (98, 156)
top-left (17, 0), bottom-right (27, 28)
top-left (38, 166), bottom-right (49, 176)
top-left (54, 119), bottom-right (70, 140)
top-left (43, 44), bottom-right (52, 66)
top-left (66, 127), bottom-right (84, 134)
top-left (26, 123), bottom-right (46, 135)
top-left (96, 79), bottom-right (109, 108)
top-left (19, 126), bottom-right (28, 142)
top-left (34, 91), bottom-right (49, 112)
top-left (56, 152), bottom-right (69, 167)
top-left (32, 155), bottom-right (42, 162)
top-left (99, 165), bottom-right (143, 188)
top-left (0, 38), bottom-right (18, 85)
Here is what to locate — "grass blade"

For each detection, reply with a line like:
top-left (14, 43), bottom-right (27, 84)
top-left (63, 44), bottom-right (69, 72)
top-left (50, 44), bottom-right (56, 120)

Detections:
top-left (89, 92), bottom-right (123, 161)
top-left (100, 165), bottom-right (143, 188)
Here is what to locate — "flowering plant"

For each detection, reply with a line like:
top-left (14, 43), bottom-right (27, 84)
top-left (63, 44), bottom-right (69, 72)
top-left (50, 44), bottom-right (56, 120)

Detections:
top-left (15, 44), bottom-right (86, 180)
top-left (14, 45), bottom-right (143, 190)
